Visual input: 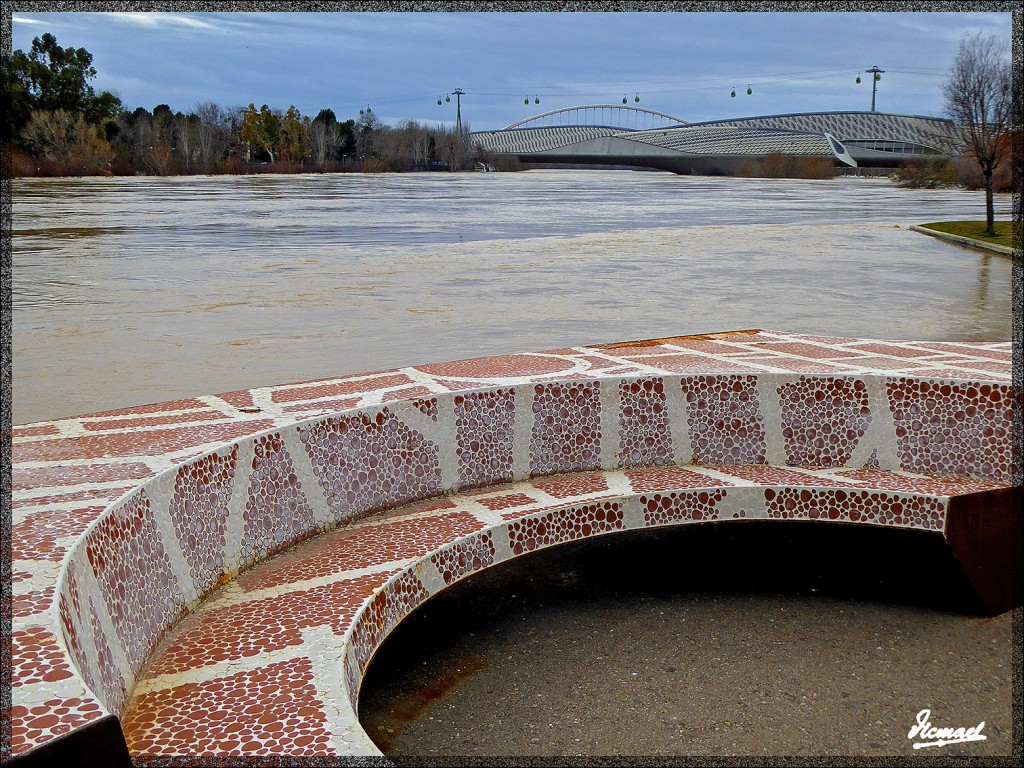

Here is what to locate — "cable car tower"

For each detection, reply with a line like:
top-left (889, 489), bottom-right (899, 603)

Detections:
top-left (452, 88), bottom-right (465, 133)
top-left (438, 89), bottom-right (466, 133)
top-left (865, 66), bottom-right (884, 111)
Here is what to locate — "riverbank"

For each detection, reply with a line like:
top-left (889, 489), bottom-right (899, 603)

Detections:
top-left (911, 221), bottom-right (1016, 256)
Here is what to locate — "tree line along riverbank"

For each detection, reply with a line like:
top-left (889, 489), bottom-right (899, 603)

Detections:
top-left (4, 32), bottom-right (520, 177)
top-left (4, 31), bottom-right (1013, 191)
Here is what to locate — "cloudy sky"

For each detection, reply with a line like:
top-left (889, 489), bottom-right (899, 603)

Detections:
top-left (9, 8), bottom-right (1012, 130)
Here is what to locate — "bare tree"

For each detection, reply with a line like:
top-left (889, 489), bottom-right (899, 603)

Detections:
top-left (941, 31), bottom-right (1012, 236)
top-left (193, 102), bottom-right (230, 172)
top-left (355, 108), bottom-right (382, 161)
top-left (173, 113), bottom-right (195, 173)
top-left (412, 129), bottom-right (432, 168)
top-left (308, 119), bottom-right (339, 167)
top-left (377, 120), bottom-right (433, 170)
top-left (433, 122), bottom-right (473, 170)
top-left (23, 109), bottom-right (112, 172)
top-left (143, 144), bottom-right (175, 176)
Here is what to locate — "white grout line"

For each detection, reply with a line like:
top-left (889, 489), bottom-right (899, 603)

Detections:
top-left (12, 493), bottom-right (135, 524)
top-left (511, 384), bottom-right (535, 479)
top-left (10, 561), bottom-right (63, 591)
top-left (756, 375), bottom-right (797, 466)
top-left (13, 455), bottom-right (164, 469)
top-left (861, 376), bottom-right (902, 471)
top-left (269, 368), bottom-right (419, 394)
top-left (599, 377), bottom-right (623, 468)
top-left (397, 366), bottom-right (455, 393)
top-left (16, 414), bottom-right (253, 439)
top-left (685, 466), bottom-right (751, 485)
top-left (196, 394), bottom-right (250, 418)
top-left (249, 388), bottom-right (285, 418)
top-left (11, 677), bottom-right (101, 706)
top-left (144, 470), bottom-right (200, 609)
top-left (656, 337), bottom-right (1015, 374)
top-left (52, 420), bottom-right (88, 439)
top-left (81, 561), bottom-right (135, 710)
top-left (203, 560), bottom-right (411, 610)
top-left (223, 440), bottom-right (255, 575)
top-left (574, 349), bottom-right (677, 374)
top-left (300, 624), bottom-right (364, 753)
top-left (280, 426), bottom-right (334, 530)
top-left (12, 478), bottom-right (154, 504)
top-left (130, 643), bottom-right (311, 695)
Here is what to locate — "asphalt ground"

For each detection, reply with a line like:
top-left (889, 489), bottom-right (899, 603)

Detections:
top-left (358, 522), bottom-right (1019, 761)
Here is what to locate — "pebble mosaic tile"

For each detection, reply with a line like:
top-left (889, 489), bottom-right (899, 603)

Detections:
top-left (8, 330), bottom-right (1017, 760)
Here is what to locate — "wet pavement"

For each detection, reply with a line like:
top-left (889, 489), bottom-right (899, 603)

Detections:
top-left (359, 524), bottom-right (1016, 758)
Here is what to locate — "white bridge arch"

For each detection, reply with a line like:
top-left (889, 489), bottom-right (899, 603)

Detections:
top-left (504, 104), bottom-right (689, 131)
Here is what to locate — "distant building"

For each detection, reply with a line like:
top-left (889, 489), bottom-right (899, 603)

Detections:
top-left (471, 107), bottom-right (958, 174)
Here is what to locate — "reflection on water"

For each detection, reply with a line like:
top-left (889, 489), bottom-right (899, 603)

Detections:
top-left (975, 253), bottom-right (991, 308)
top-left (11, 171), bottom-right (1015, 423)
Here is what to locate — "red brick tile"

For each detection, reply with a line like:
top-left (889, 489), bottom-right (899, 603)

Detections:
top-left (11, 627), bottom-right (76, 687)
top-left (9, 698), bottom-right (104, 755)
top-left (123, 658), bottom-right (334, 757)
top-left (417, 354), bottom-right (574, 378)
top-left (87, 398), bottom-right (211, 418)
top-left (12, 462), bottom-right (154, 492)
top-left (13, 420), bottom-right (276, 462)
top-left (271, 373), bottom-right (413, 404)
top-left (81, 410), bottom-right (226, 431)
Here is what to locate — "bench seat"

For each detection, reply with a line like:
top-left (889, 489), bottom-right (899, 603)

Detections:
top-left (118, 463), bottom-right (1009, 758)
top-left (9, 330), bottom-right (1018, 763)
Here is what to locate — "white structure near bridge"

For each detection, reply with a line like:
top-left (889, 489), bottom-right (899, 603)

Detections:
top-left (471, 105), bottom-right (959, 174)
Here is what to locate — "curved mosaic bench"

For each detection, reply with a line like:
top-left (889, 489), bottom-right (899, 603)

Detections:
top-left (8, 330), bottom-right (1019, 763)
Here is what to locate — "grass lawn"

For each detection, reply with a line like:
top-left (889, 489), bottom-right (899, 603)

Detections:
top-left (919, 221), bottom-right (1017, 249)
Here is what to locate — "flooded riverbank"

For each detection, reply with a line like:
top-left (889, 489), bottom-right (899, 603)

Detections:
top-left (11, 171), bottom-right (1014, 424)
top-left (10, 170), bottom-right (1016, 759)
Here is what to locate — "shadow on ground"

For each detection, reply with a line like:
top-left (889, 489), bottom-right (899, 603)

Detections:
top-left (359, 522), bottom-right (1016, 760)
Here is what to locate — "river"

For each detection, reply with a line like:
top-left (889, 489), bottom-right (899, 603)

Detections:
top-left (11, 170), bottom-right (1014, 424)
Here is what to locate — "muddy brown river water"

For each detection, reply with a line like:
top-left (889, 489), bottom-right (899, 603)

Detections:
top-left (11, 171), bottom-right (1014, 424)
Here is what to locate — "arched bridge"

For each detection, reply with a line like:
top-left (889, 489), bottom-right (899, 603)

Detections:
top-left (504, 104), bottom-right (689, 131)
top-left (472, 107), bottom-right (958, 173)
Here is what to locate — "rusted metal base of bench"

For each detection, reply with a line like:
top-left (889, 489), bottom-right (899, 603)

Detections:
top-left (946, 486), bottom-right (1020, 615)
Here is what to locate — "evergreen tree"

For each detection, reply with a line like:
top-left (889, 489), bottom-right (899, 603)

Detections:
top-left (3, 33), bottom-right (120, 145)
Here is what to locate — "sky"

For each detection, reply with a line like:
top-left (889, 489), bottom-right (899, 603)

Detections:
top-left (8, 8), bottom-right (1014, 131)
